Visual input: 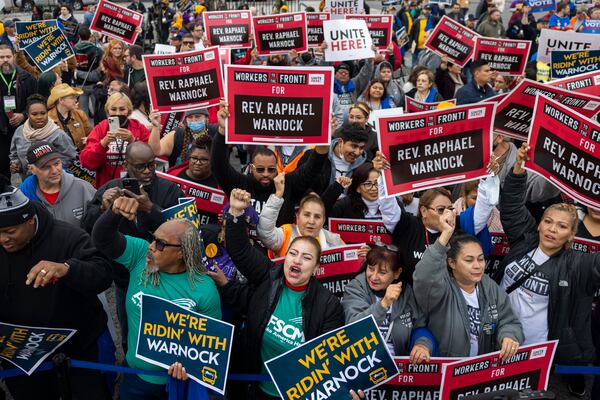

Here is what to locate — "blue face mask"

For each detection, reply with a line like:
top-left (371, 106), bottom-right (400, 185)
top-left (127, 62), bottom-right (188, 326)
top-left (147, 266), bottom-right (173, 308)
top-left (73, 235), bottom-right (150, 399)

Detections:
top-left (188, 120), bottom-right (206, 133)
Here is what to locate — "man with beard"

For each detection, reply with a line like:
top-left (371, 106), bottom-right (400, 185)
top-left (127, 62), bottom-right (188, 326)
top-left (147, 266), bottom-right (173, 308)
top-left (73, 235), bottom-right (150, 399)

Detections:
top-left (0, 44), bottom-right (37, 178)
top-left (81, 141), bottom-right (183, 352)
top-left (212, 101), bottom-right (329, 226)
top-left (0, 177), bottom-right (112, 399)
top-left (92, 193), bottom-right (221, 398)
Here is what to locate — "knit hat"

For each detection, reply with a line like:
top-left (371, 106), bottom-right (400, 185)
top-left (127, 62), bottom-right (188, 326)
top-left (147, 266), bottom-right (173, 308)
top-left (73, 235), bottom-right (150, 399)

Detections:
top-left (0, 176), bottom-right (35, 228)
top-left (185, 108), bottom-right (209, 117)
top-left (26, 141), bottom-right (61, 167)
top-left (47, 83), bottom-right (83, 109)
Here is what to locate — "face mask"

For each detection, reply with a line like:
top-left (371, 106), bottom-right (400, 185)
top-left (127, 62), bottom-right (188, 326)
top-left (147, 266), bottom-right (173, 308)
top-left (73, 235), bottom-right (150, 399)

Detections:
top-left (188, 120), bottom-right (206, 132)
top-left (118, 114), bottom-right (129, 128)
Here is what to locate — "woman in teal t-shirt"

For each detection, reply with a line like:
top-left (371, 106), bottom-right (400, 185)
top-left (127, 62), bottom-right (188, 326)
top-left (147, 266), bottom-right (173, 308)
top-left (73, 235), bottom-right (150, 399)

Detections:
top-left (208, 189), bottom-right (345, 400)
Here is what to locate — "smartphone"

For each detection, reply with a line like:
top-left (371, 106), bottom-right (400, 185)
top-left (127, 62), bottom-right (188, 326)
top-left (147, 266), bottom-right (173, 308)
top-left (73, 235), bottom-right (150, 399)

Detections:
top-left (122, 178), bottom-right (141, 195)
top-left (108, 116), bottom-right (120, 132)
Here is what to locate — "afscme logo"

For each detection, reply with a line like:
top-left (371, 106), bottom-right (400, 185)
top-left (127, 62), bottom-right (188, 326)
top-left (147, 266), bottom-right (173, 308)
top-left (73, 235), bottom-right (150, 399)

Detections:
top-left (268, 315), bottom-right (304, 341)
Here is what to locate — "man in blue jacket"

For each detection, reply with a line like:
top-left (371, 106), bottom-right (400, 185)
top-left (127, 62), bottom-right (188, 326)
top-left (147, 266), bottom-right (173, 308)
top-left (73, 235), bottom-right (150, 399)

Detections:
top-left (456, 60), bottom-right (496, 105)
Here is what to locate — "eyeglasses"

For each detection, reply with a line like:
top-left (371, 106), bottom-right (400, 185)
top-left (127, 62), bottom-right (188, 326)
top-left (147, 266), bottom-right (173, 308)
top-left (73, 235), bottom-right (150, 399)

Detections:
top-left (152, 235), bottom-right (182, 251)
top-left (361, 180), bottom-right (378, 190)
top-left (130, 161), bottom-right (156, 173)
top-left (190, 156), bottom-right (209, 164)
top-left (182, 41), bottom-right (195, 45)
top-left (372, 241), bottom-right (399, 253)
top-left (428, 206), bottom-right (455, 215)
top-left (252, 165), bottom-right (277, 174)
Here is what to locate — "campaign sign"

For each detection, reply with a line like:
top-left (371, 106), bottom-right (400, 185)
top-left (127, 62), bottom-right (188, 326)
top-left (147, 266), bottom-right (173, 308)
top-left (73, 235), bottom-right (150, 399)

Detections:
top-left (154, 44), bottom-right (177, 55)
top-left (265, 316), bottom-right (399, 400)
top-left (253, 12), bottom-right (308, 55)
top-left (90, 0), bottom-right (143, 45)
top-left (15, 20), bottom-right (58, 48)
top-left (537, 29), bottom-right (600, 63)
top-left (273, 244), bottom-right (364, 298)
top-left (525, 0), bottom-right (555, 13)
top-left (136, 294), bottom-right (234, 394)
top-left (0, 322), bottom-right (76, 375)
top-left (440, 341), bottom-right (558, 399)
top-left (572, 236), bottom-right (600, 254)
top-left (525, 95), bottom-right (600, 210)
top-left (328, 218), bottom-right (392, 245)
top-left (583, 19), bottom-right (600, 34)
top-left (487, 231), bottom-right (510, 275)
top-left (307, 12), bottom-right (331, 48)
top-left (143, 47), bottom-right (224, 113)
top-left (22, 29), bottom-right (74, 73)
top-left (473, 37), bottom-right (531, 76)
top-left (224, 64), bottom-right (333, 146)
top-left (494, 79), bottom-right (600, 141)
top-left (156, 172), bottom-right (226, 225)
top-left (162, 197), bottom-right (202, 229)
top-left (406, 97), bottom-right (456, 113)
top-left (327, 0), bottom-right (364, 19)
top-left (158, 112), bottom-right (185, 138)
top-left (367, 357), bottom-right (457, 399)
top-left (550, 50), bottom-right (600, 79)
top-left (549, 70), bottom-right (600, 97)
top-left (345, 15), bottom-right (393, 50)
top-left (57, 19), bottom-right (78, 39)
top-left (203, 11), bottom-right (252, 49)
top-left (67, 157), bottom-right (96, 187)
top-left (323, 19), bottom-right (374, 62)
top-left (425, 15), bottom-right (478, 67)
top-left (374, 104), bottom-right (494, 197)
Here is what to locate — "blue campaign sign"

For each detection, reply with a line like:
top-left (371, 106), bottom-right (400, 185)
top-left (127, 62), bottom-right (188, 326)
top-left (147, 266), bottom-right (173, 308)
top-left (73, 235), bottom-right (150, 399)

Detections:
top-left (22, 29), bottom-right (74, 73)
top-left (162, 197), bottom-right (201, 230)
top-left (135, 294), bottom-right (234, 394)
top-left (15, 20), bottom-right (59, 48)
top-left (550, 50), bottom-right (600, 79)
top-left (582, 19), bottom-right (600, 34)
top-left (526, 0), bottom-right (555, 13)
top-left (265, 316), bottom-right (399, 400)
top-left (0, 322), bottom-right (76, 375)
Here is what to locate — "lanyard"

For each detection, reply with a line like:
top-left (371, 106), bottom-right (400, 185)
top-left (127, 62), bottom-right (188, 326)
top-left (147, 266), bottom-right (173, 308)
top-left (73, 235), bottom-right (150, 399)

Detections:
top-left (424, 226), bottom-right (430, 247)
top-left (0, 70), bottom-right (16, 96)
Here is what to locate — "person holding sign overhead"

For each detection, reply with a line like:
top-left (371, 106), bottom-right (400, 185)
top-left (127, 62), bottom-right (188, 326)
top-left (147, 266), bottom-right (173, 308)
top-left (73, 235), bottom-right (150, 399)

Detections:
top-left (413, 207), bottom-right (524, 359)
top-left (208, 189), bottom-right (345, 400)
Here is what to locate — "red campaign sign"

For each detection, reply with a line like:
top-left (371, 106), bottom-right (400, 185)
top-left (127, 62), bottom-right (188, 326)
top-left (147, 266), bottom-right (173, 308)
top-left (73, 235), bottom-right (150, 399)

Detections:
top-left (374, 104), bottom-right (494, 197)
top-left (572, 236), bottom-right (600, 254)
top-left (202, 11), bottom-right (253, 49)
top-left (143, 47), bottom-right (224, 113)
top-left (344, 15), bottom-right (393, 50)
top-left (252, 12), bottom-right (308, 55)
top-left (156, 172), bottom-right (227, 225)
top-left (524, 95), bottom-right (600, 210)
top-left (440, 341), bottom-right (557, 399)
top-left (473, 37), bottom-right (531, 76)
top-left (307, 12), bottom-right (330, 48)
top-left (494, 79), bottom-right (600, 141)
top-left (549, 70), bottom-right (600, 97)
top-left (328, 218), bottom-right (392, 245)
top-left (368, 357), bottom-right (458, 399)
top-left (273, 244), bottom-right (364, 297)
top-left (224, 64), bottom-right (333, 146)
top-left (90, 0), bottom-right (143, 45)
top-left (425, 15), bottom-right (478, 67)
top-left (490, 231), bottom-right (510, 257)
top-left (159, 112), bottom-right (184, 138)
top-left (405, 97), bottom-right (456, 113)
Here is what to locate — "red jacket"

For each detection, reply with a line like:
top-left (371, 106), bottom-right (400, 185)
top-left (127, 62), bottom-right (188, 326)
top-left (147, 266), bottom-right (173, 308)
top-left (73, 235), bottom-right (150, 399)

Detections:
top-left (80, 119), bottom-right (150, 188)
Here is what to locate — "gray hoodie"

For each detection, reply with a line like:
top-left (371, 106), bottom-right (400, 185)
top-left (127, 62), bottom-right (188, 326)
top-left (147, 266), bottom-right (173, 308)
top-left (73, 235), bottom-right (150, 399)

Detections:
top-left (374, 61), bottom-right (406, 109)
top-left (413, 241), bottom-right (524, 357)
top-left (32, 171), bottom-right (96, 227)
top-left (343, 272), bottom-right (432, 356)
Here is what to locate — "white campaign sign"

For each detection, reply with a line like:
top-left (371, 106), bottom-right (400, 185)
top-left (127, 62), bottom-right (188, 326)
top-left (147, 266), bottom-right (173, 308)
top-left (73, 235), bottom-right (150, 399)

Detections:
top-left (323, 19), bottom-right (374, 62)
top-left (537, 29), bottom-right (600, 63)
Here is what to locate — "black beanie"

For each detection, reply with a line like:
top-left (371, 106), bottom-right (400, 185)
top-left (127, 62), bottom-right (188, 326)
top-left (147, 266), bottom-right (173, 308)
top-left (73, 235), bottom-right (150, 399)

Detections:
top-left (0, 176), bottom-right (36, 228)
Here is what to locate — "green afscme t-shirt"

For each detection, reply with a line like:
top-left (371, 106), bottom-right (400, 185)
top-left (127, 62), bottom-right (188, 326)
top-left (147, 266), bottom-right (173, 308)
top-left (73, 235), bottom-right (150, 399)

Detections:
top-left (115, 235), bottom-right (222, 385)
top-left (260, 286), bottom-right (305, 396)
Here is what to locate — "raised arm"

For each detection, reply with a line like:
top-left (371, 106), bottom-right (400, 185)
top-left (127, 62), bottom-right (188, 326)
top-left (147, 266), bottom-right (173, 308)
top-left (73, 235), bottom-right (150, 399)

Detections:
top-left (257, 174), bottom-right (286, 253)
top-left (374, 152), bottom-right (401, 232)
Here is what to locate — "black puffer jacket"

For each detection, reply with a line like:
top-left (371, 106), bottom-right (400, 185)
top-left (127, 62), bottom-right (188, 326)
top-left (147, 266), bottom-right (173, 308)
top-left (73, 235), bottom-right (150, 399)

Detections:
top-left (495, 171), bottom-right (600, 363)
top-left (220, 214), bottom-right (345, 375)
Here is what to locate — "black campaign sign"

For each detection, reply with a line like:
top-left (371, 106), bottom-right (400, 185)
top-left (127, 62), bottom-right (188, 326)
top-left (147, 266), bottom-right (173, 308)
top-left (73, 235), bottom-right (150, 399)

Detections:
top-left (253, 12), bottom-right (308, 55)
top-left (90, 0), bottom-right (143, 45)
top-left (203, 11), bottom-right (252, 48)
top-left (425, 15), bottom-right (478, 67)
top-left (473, 37), bottom-right (531, 76)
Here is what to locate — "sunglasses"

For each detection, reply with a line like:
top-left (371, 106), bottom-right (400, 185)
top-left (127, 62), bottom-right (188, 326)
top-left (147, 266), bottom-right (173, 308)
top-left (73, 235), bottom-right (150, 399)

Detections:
top-left (252, 165), bottom-right (277, 174)
top-left (372, 241), bottom-right (399, 253)
top-left (130, 161), bottom-right (156, 173)
top-left (183, 41), bottom-right (195, 45)
top-left (428, 206), bottom-right (455, 215)
top-left (152, 235), bottom-right (182, 251)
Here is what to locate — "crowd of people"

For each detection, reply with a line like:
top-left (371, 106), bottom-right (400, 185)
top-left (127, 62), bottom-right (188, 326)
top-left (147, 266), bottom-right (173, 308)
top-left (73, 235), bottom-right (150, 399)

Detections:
top-left (0, 0), bottom-right (600, 399)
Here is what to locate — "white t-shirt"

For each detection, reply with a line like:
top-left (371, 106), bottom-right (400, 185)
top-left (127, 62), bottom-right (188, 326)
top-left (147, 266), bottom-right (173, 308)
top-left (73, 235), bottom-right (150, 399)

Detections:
top-left (501, 248), bottom-right (550, 345)
top-left (461, 287), bottom-right (481, 357)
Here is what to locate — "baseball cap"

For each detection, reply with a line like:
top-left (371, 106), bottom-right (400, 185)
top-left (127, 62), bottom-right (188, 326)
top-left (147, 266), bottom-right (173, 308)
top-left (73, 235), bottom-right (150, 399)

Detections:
top-left (3, 19), bottom-right (14, 28)
top-left (26, 141), bottom-right (60, 167)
